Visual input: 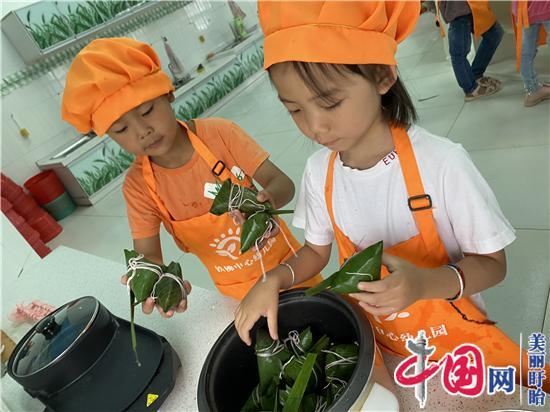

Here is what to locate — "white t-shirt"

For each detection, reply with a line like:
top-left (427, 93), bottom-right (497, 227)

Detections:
top-left (293, 125), bottom-right (516, 265)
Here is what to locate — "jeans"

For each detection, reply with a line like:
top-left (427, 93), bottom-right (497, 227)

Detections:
top-left (448, 14), bottom-right (504, 94)
top-left (520, 20), bottom-right (550, 93)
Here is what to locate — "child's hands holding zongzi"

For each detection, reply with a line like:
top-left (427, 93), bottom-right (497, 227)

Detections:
top-left (229, 190), bottom-right (280, 250)
top-left (349, 253), bottom-right (425, 316)
top-left (120, 274), bottom-right (192, 318)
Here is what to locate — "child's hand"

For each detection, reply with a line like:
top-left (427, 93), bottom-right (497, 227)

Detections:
top-left (120, 274), bottom-right (192, 318)
top-left (349, 253), bottom-right (425, 316)
top-left (234, 269), bottom-right (282, 345)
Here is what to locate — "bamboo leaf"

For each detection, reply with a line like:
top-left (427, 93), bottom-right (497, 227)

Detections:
top-left (124, 249), bottom-right (160, 303)
top-left (283, 353), bottom-right (318, 412)
top-left (305, 240), bottom-right (383, 296)
top-left (240, 212), bottom-right (270, 253)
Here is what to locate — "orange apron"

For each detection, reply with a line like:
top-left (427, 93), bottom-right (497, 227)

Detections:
top-left (324, 127), bottom-right (549, 391)
top-left (141, 122), bottom-right (321, 300)
top-left (435, 0), bottom-right (497, 38)
top-left (467, 0), bottom-right (497, 37)
top-left (512, 0), bottom-right (548, 72)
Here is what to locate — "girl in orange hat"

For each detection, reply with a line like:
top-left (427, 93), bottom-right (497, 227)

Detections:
top-left (235, 0), bottom-right (549, 393)
top-left (61, 37), bottom-right (321, 316)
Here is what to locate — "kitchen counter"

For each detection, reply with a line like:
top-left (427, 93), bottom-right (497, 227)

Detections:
top-left (1, 247), bottom-right (546, 411)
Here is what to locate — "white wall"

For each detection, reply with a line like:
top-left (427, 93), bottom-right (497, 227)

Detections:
top-left (0, 0), bottom-right (259, 186)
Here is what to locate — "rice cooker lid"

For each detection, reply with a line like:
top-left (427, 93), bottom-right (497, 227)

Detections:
top-left (11, 296), bottom-right (98, 377)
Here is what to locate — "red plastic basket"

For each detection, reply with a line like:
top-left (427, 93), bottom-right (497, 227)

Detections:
top-left (24, 171), bottom-right (65, 205)
top-left (5, 209), bottom-right (25, 228)
top-left (1, 173), bottom-right (23, 202)
top-left (28, 211), bottom-right (62, 243)
top-left (1, 197), bottom-right (13, 213)
top-left (30, 239), bottom-right (52, 258)
top-left (12, 191), bottom-right (42, 220)
top-left (17, 222), bottom-right (41, 245)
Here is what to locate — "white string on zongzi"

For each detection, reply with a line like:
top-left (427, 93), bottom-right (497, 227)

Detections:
top-left (227, 182), bottom-right (299, 284)
top-left (322, 349), bottom-right (358, 370)
top-left (345, 271), bottom-right (374, 280)
top-left (256, 339), bottom-right (286, 358)
top-left (151, 272), bottom-right (187, 301)
top-left (284, 330), bottom-right (306, 356)
top-left (126, 254), bottom-right (163, 295)
top-left (228, 183), bottom-right (267, 213)
top-left (127, 255), bottom-right (187, 303)
top-left (323, 376), bottom-right (347, 391)
top-left (281, 354), bottom-right (319, 387)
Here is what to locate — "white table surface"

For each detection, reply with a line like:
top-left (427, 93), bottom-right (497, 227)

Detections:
top-left (1, 246), bottom-right (238, 411)
top-left (1, 246), bottom-right (545, 412)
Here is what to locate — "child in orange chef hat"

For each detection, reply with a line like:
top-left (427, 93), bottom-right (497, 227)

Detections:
top-left (61, 37), bottom-right (321, 316)
top-left (235, 0), bottom-right (549, 394)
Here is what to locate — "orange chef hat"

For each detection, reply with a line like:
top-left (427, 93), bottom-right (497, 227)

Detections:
top-left (61, 37), bottom-right (174, 136)
top-left (259, 1), bottom-right (420, 69)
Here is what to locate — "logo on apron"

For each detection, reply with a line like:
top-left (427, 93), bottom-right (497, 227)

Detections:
top-left (209, 226), bottom-right (241, 260)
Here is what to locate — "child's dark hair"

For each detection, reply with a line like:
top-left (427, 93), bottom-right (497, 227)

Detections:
top-left (271, 62), bottom-right (417, 129)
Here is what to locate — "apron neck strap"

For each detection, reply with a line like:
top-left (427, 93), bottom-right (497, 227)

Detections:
top-left (180, 120), bottom-right (235, 182)
top-left (391, 127), bottom-right (442, 250)
top-left (140, 120), bottom-right (251, 220)
top-left (324, 127), bottom-right (444, 255)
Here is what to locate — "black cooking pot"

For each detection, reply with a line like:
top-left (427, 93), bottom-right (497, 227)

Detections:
top-left (7, 296), bottom-right (180, 412)
top-left (197, 288), bottom-right (375, 411)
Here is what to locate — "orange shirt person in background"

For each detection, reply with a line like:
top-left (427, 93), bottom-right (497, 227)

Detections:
top-left (61, 37), bottom-right (321, 316)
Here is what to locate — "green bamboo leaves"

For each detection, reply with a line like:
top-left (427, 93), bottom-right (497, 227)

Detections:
top-left (125, 249), bottom-right (159, 303)
top-left (240, 328), bottom-right (359, 412)
top-left (256, 329), bottom-right (291, 391)
top-left (153, 261), bottom-right (186, 313)
top-left (241, 329), bottom-right (290, 412)
top-left (210, 179), bottom-right (275, 216)
top-left (240, 212), bottom-right (271, 254)
top-left (325, 343), bottom-right (359, 382)
top-left (282, 353), bottom-right (318, 412)
top-left (124, 250), bottom-right (186, 364)
top-left (305, 241), bottom-right (383, 297)
top-left (209, 179), bottom-right (292, 254)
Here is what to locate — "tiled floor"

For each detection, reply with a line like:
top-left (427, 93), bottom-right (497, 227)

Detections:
top-left (49, 13), bottom-right (550, 345)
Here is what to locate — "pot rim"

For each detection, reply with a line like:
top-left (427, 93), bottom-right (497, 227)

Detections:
top-left (197, 289), bottom-right (376, 411)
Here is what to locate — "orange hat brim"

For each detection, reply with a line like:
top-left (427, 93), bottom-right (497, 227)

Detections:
top-left (264, 24), bottom-right (397, 69)
top-left (92, 70), bottom-right (174, 136)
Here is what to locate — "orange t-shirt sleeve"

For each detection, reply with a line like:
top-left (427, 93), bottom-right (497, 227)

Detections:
top-left (122, 164), bottom-right (162, 240)
top-left (215, 119), bottom-right (269, 177)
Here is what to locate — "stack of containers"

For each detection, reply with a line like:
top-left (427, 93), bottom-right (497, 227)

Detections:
top-left (1, 174), bottom-right (63, 258)
top-left (24, 171), bottom-right (76, 221)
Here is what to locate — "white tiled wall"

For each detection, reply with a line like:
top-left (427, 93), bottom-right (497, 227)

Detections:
top-left (1, 0), bottom-right (259, 186)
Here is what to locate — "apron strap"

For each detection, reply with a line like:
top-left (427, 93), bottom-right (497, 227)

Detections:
top-left (392, 127), bottom-right (443, 252)
top-left (141, 155), bottom-right (176, 222)
top-left (180, 121), bottom-right (235, 183)
top-left (324, 151), bottom-right (357, 264)
top-left (141, 120), bottom-right (253, 222)
top-left (324, 127), bottom-right (444, 256)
